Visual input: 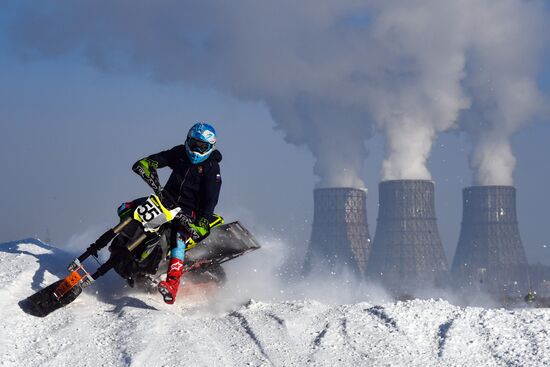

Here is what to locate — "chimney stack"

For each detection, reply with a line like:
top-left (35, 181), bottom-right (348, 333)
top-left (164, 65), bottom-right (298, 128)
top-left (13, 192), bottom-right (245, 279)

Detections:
top-left (451, 186), bottom-right (529, 295)
top-left (304, 188), bottom-right (372, 277)
top-left (368, 180), bottom-right (449, 294)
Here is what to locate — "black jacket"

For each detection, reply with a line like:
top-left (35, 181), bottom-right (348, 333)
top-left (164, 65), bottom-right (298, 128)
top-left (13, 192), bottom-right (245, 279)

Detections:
top-left (133, 145), bottom-right (222, 218)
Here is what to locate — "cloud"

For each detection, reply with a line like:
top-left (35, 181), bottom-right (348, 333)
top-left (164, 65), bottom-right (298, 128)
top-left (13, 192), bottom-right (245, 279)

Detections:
top-left (457, 0), bottom-right (549, 185)
top-left (8, 0), bottom-right (549, 186)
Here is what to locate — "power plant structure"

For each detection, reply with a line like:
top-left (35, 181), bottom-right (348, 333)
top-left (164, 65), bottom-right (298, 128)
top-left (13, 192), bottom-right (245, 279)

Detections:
top-left (451, 186), bottom-right (529, 295)
top-left (304, 187), bottom-right (372, 277)
top-left (367, 180), bottom-right (449, 294)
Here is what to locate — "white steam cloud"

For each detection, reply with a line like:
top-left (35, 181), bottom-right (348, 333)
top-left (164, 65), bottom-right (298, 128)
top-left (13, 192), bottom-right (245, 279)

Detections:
top-left (363, 0), bottom-right (548, 182)
top-left (365, 1), bottom-right (471, 180)
top-left (8, 0), bottom-right (549, 185)
top-left (458, 0), bottom-right (548, 185)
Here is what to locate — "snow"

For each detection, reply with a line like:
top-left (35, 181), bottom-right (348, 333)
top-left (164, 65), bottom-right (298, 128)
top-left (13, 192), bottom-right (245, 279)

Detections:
top-left (1, 240), bottom-right (549, 367)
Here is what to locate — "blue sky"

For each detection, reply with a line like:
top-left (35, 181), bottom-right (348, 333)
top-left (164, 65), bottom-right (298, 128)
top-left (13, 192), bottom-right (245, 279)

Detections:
top-left (1, 2), bottom-right (549, 266)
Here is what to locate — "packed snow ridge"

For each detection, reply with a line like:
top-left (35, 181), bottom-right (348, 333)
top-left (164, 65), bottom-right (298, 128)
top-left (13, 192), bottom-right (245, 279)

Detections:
top-left (1, 240), bottom-right (549, 367)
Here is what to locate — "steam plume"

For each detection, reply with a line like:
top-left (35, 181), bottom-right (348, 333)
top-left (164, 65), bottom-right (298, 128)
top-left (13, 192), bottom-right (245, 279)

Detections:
top-left (365, 1), bottom-right (471, 180)
top-left (458, 0), bottom-right (548, 185)
top-left (7, 0), bottom-right (549, 185)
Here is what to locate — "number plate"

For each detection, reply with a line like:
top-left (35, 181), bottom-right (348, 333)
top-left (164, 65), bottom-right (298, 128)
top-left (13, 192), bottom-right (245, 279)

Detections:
top-left (136, 198), bottom-right (163, 224)
top-left (134, 195), bottom-right (180, 232)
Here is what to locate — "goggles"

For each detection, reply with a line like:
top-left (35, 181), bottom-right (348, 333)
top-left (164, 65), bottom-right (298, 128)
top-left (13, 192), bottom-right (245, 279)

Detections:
top-left (187, 137), bottom-right (212, 154)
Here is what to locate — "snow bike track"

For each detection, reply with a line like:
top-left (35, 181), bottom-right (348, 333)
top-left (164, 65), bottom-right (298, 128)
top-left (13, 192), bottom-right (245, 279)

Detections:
top-left (1, 240), bottom-right (549, 366)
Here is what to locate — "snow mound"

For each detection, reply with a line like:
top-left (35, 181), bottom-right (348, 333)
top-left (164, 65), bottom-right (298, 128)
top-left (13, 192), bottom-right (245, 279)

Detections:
top-left (1, 240), bottom-right (549, 367)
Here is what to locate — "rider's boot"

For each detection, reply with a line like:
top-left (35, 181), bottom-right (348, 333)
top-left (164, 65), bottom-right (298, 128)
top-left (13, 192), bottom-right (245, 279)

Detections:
top-left (158, 258), bottom-right (184, 304)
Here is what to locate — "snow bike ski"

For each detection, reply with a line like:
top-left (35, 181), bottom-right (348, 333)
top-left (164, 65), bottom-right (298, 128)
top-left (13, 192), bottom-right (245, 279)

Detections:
top-left (24, 194), bottom-right (261, 317)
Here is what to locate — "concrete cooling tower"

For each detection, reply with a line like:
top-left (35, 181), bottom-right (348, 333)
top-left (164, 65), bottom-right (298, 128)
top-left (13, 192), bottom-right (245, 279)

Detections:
top-left (304, 188), bottom-right (372, 277)
top-left (367, 180), bottom-right (449, 294)
top-left (451, 186), bottom-right (529, 295)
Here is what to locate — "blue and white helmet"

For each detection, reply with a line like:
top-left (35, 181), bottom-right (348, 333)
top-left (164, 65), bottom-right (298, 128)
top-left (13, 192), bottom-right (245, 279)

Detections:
top-left (185, 122), bottom-right (217, 164)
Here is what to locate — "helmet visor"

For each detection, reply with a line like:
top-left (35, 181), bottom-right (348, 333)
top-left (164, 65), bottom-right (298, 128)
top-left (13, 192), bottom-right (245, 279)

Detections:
top-left (187, 137), bottom-right (212, 154)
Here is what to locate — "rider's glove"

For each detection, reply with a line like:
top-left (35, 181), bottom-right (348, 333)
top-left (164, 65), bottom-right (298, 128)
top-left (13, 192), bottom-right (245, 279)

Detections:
top-left (188, 217), bottom-right (211, 241)
top-left (174, 213), bottom-right (210, 241)
top-left (174, 211), bottom-right (193, 227)
top-left (174, 212), bottom-right (198, 239)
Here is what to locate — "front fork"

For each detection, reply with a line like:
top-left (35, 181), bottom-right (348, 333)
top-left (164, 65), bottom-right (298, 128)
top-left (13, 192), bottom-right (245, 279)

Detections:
top-left (54, 217), bottom-right (148, 300)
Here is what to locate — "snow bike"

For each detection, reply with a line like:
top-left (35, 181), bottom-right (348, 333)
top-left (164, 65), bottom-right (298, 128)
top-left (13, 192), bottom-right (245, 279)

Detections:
top-left (24, 194), bottom-right (261, 317)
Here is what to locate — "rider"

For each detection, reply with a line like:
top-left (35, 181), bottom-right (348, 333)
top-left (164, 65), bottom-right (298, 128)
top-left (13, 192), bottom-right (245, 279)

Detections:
top-left (132, 122), bottom-right (222, 304)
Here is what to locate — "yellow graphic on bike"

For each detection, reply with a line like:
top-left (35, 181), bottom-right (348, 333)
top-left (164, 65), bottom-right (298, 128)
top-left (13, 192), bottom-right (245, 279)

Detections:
top-left (134, 195), bottom-right (181, 232)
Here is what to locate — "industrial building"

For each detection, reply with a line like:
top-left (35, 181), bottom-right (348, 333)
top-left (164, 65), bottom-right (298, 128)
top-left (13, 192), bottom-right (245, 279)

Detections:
top-left (304, 187), bottom-right (372, 277)
top-left (451, 186), bottom-right (529, 295)
top-left (367, 180), bottom-right (449, 294)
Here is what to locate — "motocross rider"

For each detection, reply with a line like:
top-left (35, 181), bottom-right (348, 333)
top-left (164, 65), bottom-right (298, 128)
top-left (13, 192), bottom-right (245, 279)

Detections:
top-left (132, 122), bottom-right (222, 304)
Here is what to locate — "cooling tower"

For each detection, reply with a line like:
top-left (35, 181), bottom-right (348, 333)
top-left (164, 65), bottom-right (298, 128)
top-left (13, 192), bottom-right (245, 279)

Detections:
top-left (304, 188), bottom-right (372, 277)
top-left (451, 186), bottom-right (529, 295)
top-left (367, 180), bottom-right (449, 294)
